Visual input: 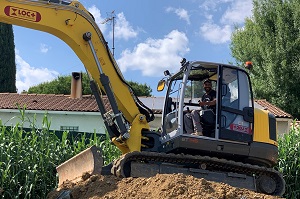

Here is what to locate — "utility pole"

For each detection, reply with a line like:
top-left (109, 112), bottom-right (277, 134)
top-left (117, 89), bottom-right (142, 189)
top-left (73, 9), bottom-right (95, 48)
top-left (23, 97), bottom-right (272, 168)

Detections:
top-left (101, 10), bottom-right (116, 56)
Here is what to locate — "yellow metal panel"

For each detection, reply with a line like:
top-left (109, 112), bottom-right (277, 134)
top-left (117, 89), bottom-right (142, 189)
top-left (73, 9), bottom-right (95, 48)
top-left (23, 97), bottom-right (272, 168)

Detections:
top-left (253, 108), bottom-right (277, 146)
top-left (112, 114), bottom-right (150, 154)
top-left (126, 114), bottom-right (150, 152)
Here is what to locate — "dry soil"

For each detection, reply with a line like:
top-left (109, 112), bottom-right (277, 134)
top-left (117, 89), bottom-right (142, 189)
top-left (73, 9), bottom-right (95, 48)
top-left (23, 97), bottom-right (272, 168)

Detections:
top-left (47, 173), bottom-right (284, 199)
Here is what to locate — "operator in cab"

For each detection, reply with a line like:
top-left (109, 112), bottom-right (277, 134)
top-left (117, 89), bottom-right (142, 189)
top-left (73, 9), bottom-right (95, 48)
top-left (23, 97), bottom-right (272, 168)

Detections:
top-left (184, 79), bottom-right (216, 136)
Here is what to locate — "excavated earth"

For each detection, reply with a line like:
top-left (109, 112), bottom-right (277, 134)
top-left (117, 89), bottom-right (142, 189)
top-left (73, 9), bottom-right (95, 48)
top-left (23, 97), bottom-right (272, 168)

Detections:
top-left (47, 173), bottom-right (285, 199)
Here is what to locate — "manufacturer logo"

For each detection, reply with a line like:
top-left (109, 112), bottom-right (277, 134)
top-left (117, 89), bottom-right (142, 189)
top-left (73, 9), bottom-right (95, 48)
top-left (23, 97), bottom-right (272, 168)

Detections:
top-left (4, 6), bottom-right (41, 22)
top-left (230, 123), bottom-right (252, 134)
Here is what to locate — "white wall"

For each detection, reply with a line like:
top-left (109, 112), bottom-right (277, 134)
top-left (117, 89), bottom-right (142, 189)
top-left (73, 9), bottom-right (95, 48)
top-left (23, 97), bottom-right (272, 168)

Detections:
top-left (276, 118), bottom-right (292, 137)
top-left (149, 114), bottom-right (162, 130)
top-left (1, 108), bottom-right (290, 138)
top-left (0, 109), bottom-right (106, 134)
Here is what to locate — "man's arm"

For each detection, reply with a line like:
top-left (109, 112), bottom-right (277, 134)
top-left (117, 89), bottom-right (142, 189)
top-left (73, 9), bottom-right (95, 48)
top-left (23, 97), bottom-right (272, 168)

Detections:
top-left (199, 98), bottom-right (216, 106)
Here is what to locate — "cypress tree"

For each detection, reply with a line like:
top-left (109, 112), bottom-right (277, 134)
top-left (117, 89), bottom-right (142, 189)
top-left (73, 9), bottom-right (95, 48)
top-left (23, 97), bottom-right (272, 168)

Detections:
top-left (0, 23), bottom-right (16, 93)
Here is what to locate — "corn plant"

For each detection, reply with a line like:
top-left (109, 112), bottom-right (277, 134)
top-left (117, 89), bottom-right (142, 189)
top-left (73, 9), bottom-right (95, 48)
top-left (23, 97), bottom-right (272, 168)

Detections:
top-left (277, 121), bottom-right (300, 199)
top-left (0, 108), bottom-right (120, 198)
top-left (96, 133), bottom-right (121, 165)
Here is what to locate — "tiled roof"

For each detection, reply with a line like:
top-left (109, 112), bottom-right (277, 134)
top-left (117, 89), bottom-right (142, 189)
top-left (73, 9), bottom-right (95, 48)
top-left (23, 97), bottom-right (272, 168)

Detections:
top-left (0, 94), bottom-right (292, 119)
top-left (255, 99), bottom-right (293, 119)
top-left (0, 93), bottom-right (104, 112)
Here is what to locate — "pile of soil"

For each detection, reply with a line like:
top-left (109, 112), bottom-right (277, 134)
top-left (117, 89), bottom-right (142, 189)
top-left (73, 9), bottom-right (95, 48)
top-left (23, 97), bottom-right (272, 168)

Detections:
top-left (47, 173), bottom-right (284, 199)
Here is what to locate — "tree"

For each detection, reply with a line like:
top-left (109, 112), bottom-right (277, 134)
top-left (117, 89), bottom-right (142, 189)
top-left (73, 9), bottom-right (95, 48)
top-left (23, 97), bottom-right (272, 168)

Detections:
top-left (28, 73), bottom-right (92, 94)
top-left (0, 23), bottom-right (16, 93)
top-left (28, 73), bottom-right (152, 96)
top-left (230, 0), bottom-right (300, 119)
top-left (127, 81), bottom-right (152, 96)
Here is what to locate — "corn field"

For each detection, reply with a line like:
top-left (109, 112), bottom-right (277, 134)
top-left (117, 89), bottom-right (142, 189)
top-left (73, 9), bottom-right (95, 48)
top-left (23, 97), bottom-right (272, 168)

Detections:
top-left (0, 110), bottom-right (120, 198)
top-left (277, 122), bottom-right (300, 199)
top-left (0, 110), bottom-right (299, 198)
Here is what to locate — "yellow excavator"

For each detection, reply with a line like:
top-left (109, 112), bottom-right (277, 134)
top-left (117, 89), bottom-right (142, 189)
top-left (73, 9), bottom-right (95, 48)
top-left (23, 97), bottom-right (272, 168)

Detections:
top-left (0, 0), bottom-right (285, 196)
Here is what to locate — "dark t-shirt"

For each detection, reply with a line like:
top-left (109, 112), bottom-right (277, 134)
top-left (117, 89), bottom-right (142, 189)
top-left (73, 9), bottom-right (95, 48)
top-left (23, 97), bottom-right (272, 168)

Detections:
top-left (201, 90), bottom-right (216, 111)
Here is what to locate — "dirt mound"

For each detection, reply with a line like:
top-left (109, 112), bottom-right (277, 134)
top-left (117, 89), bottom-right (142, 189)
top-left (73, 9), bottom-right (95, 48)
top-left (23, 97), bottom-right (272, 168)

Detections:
top-left (47, 173), bottom-right (284, 199)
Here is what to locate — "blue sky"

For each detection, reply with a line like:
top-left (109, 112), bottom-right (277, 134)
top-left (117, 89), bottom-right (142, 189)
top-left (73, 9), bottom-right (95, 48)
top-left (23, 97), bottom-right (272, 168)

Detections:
top-left (13, 0), bottom-right (253, 96)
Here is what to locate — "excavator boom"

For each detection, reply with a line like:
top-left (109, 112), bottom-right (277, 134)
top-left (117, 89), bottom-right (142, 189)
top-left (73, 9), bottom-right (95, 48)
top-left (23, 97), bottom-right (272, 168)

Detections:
top-left (0, 0), bottom-right (141, 123)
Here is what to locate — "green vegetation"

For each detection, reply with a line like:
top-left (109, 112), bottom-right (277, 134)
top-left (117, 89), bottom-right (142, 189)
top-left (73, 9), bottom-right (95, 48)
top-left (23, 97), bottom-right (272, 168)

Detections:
top-left (127, 80), bottom-right (152, 96)
top-left (0, 23), bottom-right (16, 93)
top-left (27, 73), bottom-right (92, 95)
top-left (230, 0), bottom-right (300, 119)
top-left (27, 73), bottom-right (152, 96)
top-left (0, 109), bottom-right (299, 198)
top-left (0, 109), bottom-right (120, 198)
top-left (277, 122), bottom-right (300, 199)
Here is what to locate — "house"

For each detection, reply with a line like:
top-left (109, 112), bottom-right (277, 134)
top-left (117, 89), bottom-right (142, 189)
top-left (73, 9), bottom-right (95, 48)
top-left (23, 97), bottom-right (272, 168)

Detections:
top-left (255, 99), bottom-right (293, 136)
top-left (0, 93), bottom-right (161, 134)
top-left (0, 93), bottom-right (293, 137)
top-left (0, 93), bottom-right (107, 135)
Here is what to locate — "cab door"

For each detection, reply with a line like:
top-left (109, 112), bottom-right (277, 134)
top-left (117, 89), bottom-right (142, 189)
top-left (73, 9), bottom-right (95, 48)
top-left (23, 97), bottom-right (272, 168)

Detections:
top-left (217, 66), bottom-right (254, 142)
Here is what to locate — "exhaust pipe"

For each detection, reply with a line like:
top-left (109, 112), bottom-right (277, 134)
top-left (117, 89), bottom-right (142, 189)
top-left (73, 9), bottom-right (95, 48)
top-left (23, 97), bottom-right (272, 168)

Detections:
top-left (70, 72), bottom-right (82, 99)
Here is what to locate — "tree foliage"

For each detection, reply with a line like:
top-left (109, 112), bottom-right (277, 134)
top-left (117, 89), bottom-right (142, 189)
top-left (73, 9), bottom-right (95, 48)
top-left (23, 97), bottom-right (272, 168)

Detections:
top-left (0, 23), bottom-right (16, 93)
top-left (27, 73), bottom-right (152, 97)
top-left (230, 0), bottom-right (300, 119)
top-left (27, 73), bottom-right (92, 95)
top-left (127, 80), bottom-right (152, 97)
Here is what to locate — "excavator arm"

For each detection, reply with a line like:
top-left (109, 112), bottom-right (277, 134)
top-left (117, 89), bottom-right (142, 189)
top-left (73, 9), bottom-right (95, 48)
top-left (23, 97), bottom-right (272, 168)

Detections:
top-left (0, 0), bottom-right (153, 153)
top-left (0, 0), bottom-right (157, 184)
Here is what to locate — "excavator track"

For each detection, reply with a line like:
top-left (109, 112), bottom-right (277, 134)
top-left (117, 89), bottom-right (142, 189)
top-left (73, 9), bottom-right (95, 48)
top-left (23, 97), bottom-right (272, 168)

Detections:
top-left (111, 151), bottom-right (285, 196)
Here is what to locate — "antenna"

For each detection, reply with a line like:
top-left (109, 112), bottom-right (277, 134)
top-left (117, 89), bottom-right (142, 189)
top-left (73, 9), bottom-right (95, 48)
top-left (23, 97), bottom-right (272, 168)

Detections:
top-left (101, 10), bottom-right (116, 56)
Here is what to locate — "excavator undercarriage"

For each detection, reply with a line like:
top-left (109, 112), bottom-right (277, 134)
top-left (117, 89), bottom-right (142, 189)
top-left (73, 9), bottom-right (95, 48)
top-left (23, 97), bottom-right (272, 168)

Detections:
top-left (112, 151), bottom-right (285, 196)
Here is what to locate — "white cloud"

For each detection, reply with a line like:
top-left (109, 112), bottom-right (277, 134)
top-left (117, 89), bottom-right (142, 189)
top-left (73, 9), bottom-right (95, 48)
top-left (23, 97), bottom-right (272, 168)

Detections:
top-left (199, 0), bottom-right (253, 44)
top-left (15, 50), bottom-right (59, 93)
top-left (40, 43), bottom-right (50, 53)
top-left (200, 23), bottom-right (232, 44)
top-left (166, 7), bottom-right (191, 25)
top-left (113, 12), bottom-right (138, 40)
top-left (88, 5), bottom-right (107, 33)
top-left (117, 30), bottom-right (189, 76)
top-left (221, 0), bottom-right (253, 24)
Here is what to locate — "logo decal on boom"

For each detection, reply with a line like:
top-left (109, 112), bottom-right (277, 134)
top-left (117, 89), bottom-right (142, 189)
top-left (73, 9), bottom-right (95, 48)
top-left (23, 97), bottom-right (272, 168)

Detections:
top-left (4, 6), bottom-right (41, 22)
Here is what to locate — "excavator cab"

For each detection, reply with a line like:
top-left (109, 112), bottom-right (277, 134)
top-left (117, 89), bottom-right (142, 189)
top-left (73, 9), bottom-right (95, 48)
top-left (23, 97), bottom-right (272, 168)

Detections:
top-left (158, 60), bottom-right (279, 167)
top-left (159, 61), bottom-right (254, 142)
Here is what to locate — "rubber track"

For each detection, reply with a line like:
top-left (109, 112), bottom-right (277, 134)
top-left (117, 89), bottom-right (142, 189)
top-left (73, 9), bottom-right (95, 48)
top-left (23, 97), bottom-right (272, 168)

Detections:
top-left (111, 151), bottom-right (285, 196)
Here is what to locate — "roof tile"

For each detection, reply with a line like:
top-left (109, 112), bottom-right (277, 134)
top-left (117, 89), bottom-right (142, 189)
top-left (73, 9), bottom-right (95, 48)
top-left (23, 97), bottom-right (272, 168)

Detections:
top-left (0, 93), bottom-right (100, 112)
top-left (254, 99), bottom-right (292, 118)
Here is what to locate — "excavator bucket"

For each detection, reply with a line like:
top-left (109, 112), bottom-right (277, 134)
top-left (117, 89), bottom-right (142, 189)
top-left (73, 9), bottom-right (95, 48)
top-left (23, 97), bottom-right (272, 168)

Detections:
top-left (56, 145), bottom-right (103, 186)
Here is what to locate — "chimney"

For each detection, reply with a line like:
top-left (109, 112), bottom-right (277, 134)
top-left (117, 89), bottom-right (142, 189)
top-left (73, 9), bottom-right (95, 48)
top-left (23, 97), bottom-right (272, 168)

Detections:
top-left (70, 72), bottom-right (82, 99)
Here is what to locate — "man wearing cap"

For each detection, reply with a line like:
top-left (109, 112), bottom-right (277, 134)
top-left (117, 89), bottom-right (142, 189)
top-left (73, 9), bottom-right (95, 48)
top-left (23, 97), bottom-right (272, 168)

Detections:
top-left (184, 79), bottom-right (216, 136)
